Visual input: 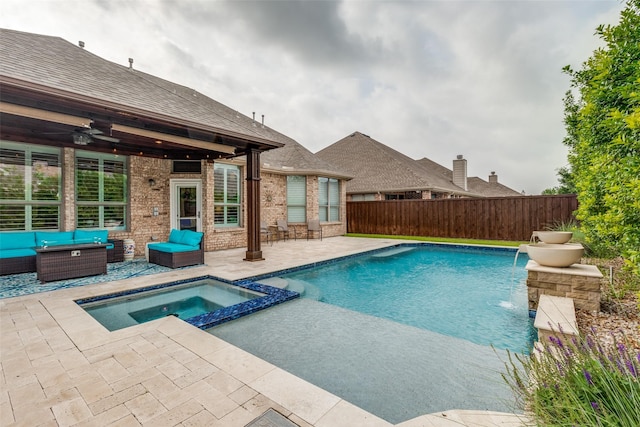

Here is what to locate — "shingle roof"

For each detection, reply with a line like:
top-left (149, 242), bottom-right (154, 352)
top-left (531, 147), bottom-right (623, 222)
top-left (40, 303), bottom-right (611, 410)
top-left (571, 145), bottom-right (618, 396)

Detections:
top-left (467, 177), bottom-right (523, 197)
top-left (316, 132), bottom-right (471, 195)
top-left (0, 28), bottom-right (280, 145)
top-left (0, 28), bottom-right (352, 177)
top-left (255, 135), bottom-right (353, 178)
top-left (416, 158), bottom-right (522, 197)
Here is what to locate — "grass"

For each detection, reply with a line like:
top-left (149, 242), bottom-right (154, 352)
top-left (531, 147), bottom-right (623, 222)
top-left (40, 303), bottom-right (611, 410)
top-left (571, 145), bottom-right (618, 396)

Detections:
top-left (346, 233), bottom-right (525, 247)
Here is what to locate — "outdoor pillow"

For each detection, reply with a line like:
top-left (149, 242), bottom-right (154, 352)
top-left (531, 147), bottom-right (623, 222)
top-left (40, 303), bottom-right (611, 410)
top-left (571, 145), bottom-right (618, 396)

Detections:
top-left (148, 242), bottom-right (199, 253)
top-left (0, 232), bottom-right (36, 250)
top-left (168, 229), bottom-right (184, 244)
top-left (35, 231), bottom-right (74, 246)
top-left (74, 229), bottom-right (108, 243)
top-left (0, 248), bottom-right (37, 258)
top-left (180, 230), bottom-right (203, 247)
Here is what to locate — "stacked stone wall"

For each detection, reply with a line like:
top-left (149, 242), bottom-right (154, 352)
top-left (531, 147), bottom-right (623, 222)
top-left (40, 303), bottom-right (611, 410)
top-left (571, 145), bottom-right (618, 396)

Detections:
top-left (526, 264), bottom-right (603, 312)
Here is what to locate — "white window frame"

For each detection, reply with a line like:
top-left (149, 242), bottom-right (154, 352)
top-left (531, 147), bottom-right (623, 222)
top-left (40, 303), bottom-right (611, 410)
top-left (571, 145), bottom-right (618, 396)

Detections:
top-left (75, 150), bottom-right (128, 230)
top-left (318, 177), bottom-right (340, 222)
top-left (286, 175), bottom-right (306, 223)
top-left (0, 141), bottom-right (61, 231)
top-left (214, 163), bottom-right (242, 227)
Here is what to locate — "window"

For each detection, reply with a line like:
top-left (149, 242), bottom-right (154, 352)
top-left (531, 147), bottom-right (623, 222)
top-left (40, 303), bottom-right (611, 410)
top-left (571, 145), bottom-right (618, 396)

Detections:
top-left (286, 175), bottom-right (306, 222)
top-left (318, 177), bottom-right (340, 222)
top-left (214, 163), bottom-right (241, 226)
top-left (0, 142), bottom-right (61, 231)
top-left (76, 151), bottom-right (127, 229)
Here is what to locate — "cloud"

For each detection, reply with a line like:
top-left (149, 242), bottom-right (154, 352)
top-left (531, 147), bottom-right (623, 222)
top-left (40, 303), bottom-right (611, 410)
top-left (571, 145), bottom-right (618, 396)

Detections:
top-left (0, 0), bottom-right (625, 194)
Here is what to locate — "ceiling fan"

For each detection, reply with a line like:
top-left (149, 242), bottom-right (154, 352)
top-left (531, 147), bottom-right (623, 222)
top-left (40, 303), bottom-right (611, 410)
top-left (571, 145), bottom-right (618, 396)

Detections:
top-left (71, 128), bottom-right (120, 145)
top-left (35, 126), bottom-right (120, 145)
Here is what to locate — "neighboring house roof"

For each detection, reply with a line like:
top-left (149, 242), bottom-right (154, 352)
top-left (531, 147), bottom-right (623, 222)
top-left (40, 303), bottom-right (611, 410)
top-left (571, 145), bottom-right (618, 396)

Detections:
top-left (416, 158), bottom-right (522, 197)
top-left (467, 177), bottom-right (523, 197)
top-left (259, 136), bottom-right (353, 179)
top-left (0, 28), bottom-right (281, 148)
top-left (316, 132), bottom-right (471, 195)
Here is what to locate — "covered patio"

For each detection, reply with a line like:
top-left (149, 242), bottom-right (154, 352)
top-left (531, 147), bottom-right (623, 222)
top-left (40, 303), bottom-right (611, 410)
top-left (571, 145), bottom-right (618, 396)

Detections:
top-left (0, 236), bottom-right (528, 427)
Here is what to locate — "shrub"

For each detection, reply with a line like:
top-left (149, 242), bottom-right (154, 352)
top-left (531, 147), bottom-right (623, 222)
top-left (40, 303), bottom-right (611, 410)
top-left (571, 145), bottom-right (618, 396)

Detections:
top-left (503, 331), bottom-right (640, 426)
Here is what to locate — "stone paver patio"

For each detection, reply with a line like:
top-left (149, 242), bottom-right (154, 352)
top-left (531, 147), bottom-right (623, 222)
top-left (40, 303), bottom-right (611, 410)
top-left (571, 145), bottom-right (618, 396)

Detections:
top-left (1, 236), bottom-right (530, 426)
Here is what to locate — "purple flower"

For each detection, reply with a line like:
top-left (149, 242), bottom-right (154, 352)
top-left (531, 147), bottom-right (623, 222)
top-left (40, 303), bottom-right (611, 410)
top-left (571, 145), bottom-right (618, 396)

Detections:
top-left (626, 360), bottom-right (637, 377)
top-left (618, 342), bottom-right (626, 355)
top-left (583, 369), bottom-right (593, 385)
top-left (591, 401), bottom-right (600, 412)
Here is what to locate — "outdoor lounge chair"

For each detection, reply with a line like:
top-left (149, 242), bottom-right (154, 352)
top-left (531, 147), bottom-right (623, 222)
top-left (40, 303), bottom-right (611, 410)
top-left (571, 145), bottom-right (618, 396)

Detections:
top-left (276, 219), bottom-right (297, 241)
top-left (260, 221), bottom-right (273, 246)
top-left (306, 219), bottom-right (323, 241)
top-left (148, 229), bottom-right (204, 268)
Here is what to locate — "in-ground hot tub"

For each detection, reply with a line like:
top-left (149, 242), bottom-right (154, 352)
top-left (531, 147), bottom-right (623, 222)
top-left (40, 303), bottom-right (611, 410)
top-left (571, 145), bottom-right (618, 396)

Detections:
top-left (76, 276), bottom-right (298, 331)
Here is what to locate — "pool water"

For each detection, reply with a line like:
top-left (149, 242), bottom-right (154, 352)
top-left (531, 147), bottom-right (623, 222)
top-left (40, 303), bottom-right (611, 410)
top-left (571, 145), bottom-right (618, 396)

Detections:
top-left (209, 244), bottom-right (532, 423)
top-left (128, 296), bottom-right (223, 323)
top-left (79, 278), bottom-right (268, 331)
top-left (270, 244), bottom-right (533, 352)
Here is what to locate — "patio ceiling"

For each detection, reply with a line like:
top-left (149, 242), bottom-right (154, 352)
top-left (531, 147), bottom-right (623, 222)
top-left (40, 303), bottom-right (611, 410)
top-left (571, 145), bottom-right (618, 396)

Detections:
top-left (0, 80), bottom-right (283, 160)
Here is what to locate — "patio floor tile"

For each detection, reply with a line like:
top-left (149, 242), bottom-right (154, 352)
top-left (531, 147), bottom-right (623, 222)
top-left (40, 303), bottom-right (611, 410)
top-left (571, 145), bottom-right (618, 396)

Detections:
top-left (0, 237), bottom-right (529, 427)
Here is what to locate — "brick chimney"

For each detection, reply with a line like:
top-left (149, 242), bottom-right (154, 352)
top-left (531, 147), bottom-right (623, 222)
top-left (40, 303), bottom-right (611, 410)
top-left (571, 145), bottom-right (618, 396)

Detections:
top-left (453, 155), bottom-right (467, 191)
top-left (489, 171), bottom-right (498, 184)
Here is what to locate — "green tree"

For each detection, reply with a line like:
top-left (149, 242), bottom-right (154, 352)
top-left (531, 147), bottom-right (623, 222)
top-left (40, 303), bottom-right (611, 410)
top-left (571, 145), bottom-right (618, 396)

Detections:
top-left (542, 166), bottom-right (576, 194)
top-left (563, 0), bottom-right (640, 275)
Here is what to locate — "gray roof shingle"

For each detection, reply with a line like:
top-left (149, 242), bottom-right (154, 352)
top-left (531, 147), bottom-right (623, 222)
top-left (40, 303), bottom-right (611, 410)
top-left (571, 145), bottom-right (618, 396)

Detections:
top-left (0, 28), bottom-right (351, 177)
top-left (316, 132), bottom-right (471, 195)
top-left (1, 28), bottom-right (280, 144)
top-left (416, 158), bottom-right (522, 197)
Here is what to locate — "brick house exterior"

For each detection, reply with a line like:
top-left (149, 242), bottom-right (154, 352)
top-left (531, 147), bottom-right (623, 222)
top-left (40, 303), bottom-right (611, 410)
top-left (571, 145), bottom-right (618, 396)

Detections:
top-left (0, 29), bottom-right (350, 260)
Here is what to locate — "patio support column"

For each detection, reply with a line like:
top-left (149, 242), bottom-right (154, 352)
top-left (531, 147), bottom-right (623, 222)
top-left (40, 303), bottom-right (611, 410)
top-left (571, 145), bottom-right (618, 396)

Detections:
top-left (244, 148), bottom-right (264, 261)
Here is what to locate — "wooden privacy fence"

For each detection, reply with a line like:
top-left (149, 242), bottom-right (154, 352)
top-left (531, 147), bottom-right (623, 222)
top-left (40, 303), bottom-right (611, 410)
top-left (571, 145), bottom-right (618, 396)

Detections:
top-left (347, 195), bottom-right (578, 242)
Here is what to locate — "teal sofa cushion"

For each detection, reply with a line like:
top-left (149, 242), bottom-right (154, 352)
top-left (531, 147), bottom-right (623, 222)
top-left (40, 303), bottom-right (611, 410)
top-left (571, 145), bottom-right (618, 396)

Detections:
top-left (0, 248), bottom-right (37, 258)
top-left (74, 229), bottom-right (109, 244)
top-left (148, 242), bottom-right (199, 253)
top-left (0, 232), bottom-right (36, 250)
top-left (35, 231), bottom-right (74, 246)
top-left (180, 230), bottom-right (203, 247)
top-left (168, 229), bottom-right (184, 244)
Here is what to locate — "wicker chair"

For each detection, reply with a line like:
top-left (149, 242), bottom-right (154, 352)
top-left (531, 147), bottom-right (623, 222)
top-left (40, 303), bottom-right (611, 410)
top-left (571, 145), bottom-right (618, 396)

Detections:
top-left (148, 230), bottom-right (204, 268)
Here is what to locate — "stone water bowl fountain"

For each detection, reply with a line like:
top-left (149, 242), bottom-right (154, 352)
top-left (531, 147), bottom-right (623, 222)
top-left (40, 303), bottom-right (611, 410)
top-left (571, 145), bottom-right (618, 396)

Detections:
top-left (527, 231), bottom-right (584, 268)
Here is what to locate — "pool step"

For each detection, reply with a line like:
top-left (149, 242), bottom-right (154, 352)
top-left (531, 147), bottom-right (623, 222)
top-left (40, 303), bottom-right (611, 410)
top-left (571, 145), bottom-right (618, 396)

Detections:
top-left (256, 277), bottom-right (288, 289)
top-left (371, 247), bottom-right (414, 258)
top-left (285, 279), bottom-right (322, 301)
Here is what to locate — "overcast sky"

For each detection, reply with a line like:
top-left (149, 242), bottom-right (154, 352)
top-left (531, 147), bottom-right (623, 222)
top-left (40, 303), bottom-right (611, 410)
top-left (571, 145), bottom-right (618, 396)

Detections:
top-left (1, 0), bottom-right (625, 194)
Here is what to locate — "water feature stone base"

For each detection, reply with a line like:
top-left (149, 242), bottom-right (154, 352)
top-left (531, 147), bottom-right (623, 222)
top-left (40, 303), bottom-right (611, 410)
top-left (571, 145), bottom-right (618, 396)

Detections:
top-left (526, 261), bottom-right (603, 312)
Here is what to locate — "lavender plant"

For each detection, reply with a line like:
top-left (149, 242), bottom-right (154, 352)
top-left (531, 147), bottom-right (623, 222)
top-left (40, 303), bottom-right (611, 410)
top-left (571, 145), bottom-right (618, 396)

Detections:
top-left (503, 331), bottom-right (640, 426)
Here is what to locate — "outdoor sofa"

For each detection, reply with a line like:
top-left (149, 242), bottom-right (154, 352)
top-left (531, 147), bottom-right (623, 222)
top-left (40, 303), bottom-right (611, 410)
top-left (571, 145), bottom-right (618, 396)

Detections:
top-left (0, 230), bottom-right (124, 275)
top-left (147, 229), bottom-right (204, 269)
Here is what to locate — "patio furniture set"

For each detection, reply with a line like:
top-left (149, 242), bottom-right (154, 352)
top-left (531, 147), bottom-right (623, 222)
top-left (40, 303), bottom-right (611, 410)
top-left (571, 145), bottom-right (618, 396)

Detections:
top-left (0, 228), bottom-right (204, 283)
top-left (260, 219), bottom-right (323, 246)
top-left (0, 229), bottom-right (124, 283)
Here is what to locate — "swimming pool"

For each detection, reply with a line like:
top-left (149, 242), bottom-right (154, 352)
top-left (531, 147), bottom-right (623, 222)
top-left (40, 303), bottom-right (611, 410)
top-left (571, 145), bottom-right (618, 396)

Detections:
top-left (208, 243), bottom-right (531, 423)
top-left (264, 244), bottom-right (533, 352)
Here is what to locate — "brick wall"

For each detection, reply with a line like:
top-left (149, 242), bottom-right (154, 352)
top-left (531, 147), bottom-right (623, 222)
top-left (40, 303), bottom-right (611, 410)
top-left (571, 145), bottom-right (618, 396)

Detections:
top-left (59, 152), bottom-right (347, 256)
